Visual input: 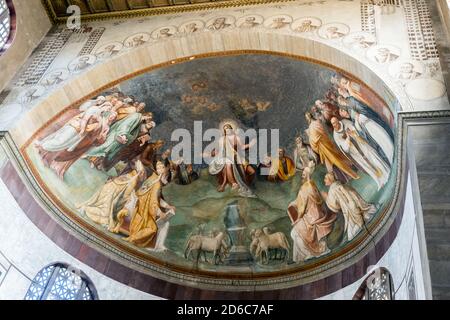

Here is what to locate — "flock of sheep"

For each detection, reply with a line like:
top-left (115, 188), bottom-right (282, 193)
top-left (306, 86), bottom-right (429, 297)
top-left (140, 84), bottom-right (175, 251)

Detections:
top-left (184, 227), bottom-right (290, 266)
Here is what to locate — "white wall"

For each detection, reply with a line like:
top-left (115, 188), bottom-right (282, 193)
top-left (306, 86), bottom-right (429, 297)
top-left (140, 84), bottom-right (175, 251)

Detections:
top-left (0, 177), bottom-right (161, 300)
top-left (0, 0), bottom-right (52, 91)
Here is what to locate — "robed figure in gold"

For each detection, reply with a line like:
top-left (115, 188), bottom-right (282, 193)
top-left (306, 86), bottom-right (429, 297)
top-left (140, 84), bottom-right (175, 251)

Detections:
top-left (79, 161), bottom-right (146, 232)
top-left (125, 161), bottom-right (175, 250)
top-left (268, 148), bottom-right (296, 182)
top-left (305, 112), bottom-right (359, 181)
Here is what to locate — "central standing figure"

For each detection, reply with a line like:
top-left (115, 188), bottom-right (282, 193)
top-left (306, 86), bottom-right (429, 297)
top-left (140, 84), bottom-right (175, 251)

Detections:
top-left (208, 124), bottom-right (256, 196)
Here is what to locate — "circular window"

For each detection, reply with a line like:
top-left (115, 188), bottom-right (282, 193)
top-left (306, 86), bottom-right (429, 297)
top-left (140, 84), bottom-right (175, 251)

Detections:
top-left (0, 0), bottom-right (11, 51)
top-left (24, 263), bottom-right (98, 300)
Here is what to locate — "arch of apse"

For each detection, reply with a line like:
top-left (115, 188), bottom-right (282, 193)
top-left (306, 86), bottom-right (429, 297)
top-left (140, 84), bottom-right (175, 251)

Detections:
top-left (1, 30), bottom-right (410, 297)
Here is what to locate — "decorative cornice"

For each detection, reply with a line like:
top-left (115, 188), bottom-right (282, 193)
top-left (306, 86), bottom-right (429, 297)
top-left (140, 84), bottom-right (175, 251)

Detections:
top-left (398, 109), bottom-right (450, 120)
top-left (41, 0), bottom-right (298, 25)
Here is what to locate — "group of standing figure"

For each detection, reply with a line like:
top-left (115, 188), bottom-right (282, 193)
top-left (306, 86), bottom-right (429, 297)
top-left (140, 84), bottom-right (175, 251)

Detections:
top-left (35, 92), bottom-right (180, 251)
top-left (35, 93), bottom-right (155, 178)
top-left (34, 74), bottom-right (394, 262)
top-left (287, 75), bottom-right (394, 263)
top-left (199, 75), bottom-right (393, 264)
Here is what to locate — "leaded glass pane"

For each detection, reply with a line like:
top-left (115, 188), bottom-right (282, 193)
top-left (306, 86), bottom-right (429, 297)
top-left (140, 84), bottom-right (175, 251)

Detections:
top-left (24, 265), bottom-right (56, 300)
top-left (47, 268), bottom-right (82, 300)
top-left (365, 269), bottom-right (395, 300)
top-left (81, 286), bottom-right (93, 300)
top-left (0, 0), bottom-right (7, 15)
top-left (0, 0), bottom-right (10, 50)
top-left (24, 264), bottom-right (96, 300)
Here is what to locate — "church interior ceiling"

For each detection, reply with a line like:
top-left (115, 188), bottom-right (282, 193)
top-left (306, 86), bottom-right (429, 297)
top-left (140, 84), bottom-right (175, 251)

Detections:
top-left (0, 0), bottom-right (448, 290)
top-left (41, 0), bottom-right (261, 23)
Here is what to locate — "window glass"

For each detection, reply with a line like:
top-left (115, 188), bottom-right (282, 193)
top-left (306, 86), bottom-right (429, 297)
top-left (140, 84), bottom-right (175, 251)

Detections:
top-left (0, 0), bottom-right (10, 50)
top-left (24, 263), bottom-right (97, 301)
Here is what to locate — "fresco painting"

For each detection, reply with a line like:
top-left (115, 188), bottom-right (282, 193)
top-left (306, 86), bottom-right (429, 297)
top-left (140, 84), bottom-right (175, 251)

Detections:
top-left (24, 54), bottom-right (396, 274)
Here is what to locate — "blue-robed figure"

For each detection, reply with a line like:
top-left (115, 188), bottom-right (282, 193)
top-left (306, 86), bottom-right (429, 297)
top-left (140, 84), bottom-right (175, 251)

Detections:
top-left (85, 112), bottom-right (152, 170)
top-left (337, 96), bottom-right (394, 166)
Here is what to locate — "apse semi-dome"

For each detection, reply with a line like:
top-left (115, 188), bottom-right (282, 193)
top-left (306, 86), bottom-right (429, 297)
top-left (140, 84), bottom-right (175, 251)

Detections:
top-left (20, 52), bottom-right (398, 291)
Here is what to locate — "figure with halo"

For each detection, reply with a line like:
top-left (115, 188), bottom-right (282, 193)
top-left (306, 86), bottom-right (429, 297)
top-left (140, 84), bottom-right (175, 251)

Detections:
top-left (207, 123), bottom-right (256, 196)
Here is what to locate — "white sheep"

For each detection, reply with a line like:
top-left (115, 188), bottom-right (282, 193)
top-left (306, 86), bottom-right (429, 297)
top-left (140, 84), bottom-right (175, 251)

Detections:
top-left (185, 231), bottom-right (229, 265)
top-left (250, 228), bottom-right (290, 264)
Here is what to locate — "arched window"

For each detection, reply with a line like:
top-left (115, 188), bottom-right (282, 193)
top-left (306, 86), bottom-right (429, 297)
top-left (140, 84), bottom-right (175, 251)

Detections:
top-left (0, 0), bottom-right (10, 50)
top-left (353, 267), bottom-right (395, 300)
top-left (24, 263), bottom-right (98, 300)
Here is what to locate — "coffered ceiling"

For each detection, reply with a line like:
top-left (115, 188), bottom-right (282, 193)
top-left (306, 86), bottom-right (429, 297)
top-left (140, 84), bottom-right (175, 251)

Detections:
top-left (41, 0), bottom-right (277, 23)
